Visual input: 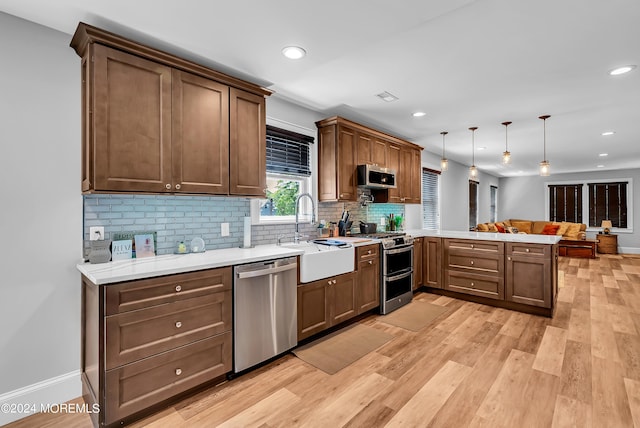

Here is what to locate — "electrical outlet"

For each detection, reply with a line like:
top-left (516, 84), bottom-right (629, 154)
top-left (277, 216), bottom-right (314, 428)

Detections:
top-left (221, 223), bottom-right (230, 237)
top-left (89, 226), bottom-right (104, 241)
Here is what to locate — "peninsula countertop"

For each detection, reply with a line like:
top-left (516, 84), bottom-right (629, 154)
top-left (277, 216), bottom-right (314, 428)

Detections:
top-left (405, 229), bottom-right (562, 245)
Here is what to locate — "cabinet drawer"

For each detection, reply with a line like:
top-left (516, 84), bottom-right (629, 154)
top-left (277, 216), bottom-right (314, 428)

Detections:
top-left (106, 267), bottom-right (231, 315)
top-left (447, 254), bottom-right (502, 276)
top-left (446, 239), bottom-right (504, 254)
top-left (106, 291), bottom-right (231, 369)
top-left (357, 244), bottom-right (379, 261)
top-left (444, 270), bottom-right (504, 300)
top-left (507, 243), bottom-right (550, 257)
top-left (104, 332), bottom-right (231, 425)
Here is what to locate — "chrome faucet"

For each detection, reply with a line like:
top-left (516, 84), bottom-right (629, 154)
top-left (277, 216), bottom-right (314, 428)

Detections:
top-left (294, 193), bottom-right (316, 244)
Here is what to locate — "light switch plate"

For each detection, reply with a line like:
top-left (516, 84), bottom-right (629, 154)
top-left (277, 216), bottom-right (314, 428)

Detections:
top-left (221, 223), bottom-right (230, 237)
top-left (89, 226), bottom-right (104, 241)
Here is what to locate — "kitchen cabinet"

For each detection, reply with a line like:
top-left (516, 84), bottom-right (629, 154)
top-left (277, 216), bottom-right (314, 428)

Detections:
top-left (443, 239), bottom-right (505, 300)
top-left (356, 244), bottom-right (380, 313)
top-left (81, 267), bottom-right (232, 427)
top-left (316, 116), bottom-right (422, 203)
top-left (297, 271), bottom-right (357, 341)
top-left (423, 237), bottom-right (442, 288)
top-left (506, 242), bottom-right (556, 308)
top-left (413, 237), bottom-right (423, 289)
top-left (71, 22), bottom-right (270, 196)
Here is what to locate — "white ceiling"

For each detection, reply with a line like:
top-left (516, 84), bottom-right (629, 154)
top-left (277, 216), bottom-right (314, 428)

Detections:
top-left (2, 0), bottom-right (639, 176)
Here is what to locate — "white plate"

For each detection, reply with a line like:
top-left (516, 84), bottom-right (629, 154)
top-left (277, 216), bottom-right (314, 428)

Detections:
top-left (190, 237), bottom-right (205, 253)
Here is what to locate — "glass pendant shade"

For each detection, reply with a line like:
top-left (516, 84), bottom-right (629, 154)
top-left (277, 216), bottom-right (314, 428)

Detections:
top-left (501, 121), bottom-right (512, 165)
top-left (440, 131), bottom-right (448, 172)
top-left (539, 115), bottom-right (551, 176)
top-left (469, 127), bottom-right (478, 179)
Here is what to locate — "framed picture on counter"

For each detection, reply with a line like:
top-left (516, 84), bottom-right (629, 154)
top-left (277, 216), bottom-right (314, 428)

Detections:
top-left (111, 239), bottom-right (133, 261)
top-left (134, 234), bottom-right (155, 258)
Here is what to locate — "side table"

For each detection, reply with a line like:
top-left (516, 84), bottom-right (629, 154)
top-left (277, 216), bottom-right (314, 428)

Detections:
top-left (597, 233), bottom-right (618, 254)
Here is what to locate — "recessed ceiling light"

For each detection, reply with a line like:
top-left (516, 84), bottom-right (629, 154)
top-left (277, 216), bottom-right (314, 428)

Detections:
top-left (282, 46), bottom-right (306, 60)
top-left (597, 164), bottom-right (605, 168)
top-left (599, 153), bottom-right (608, 157)
top-left (376, 91), bottom-right (399, 102)
top-left (477, 146), bottom-right (486, 151)
top-left (601, 131), bottom-right (615, 136)
top-left (412, 111), bottom-right (426, 117)
top-left (609, 65), bottom-right (636, 75)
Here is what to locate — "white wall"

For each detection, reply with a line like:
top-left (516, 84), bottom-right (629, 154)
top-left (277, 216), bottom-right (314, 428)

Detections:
top-left (499, 168), bottom-right (640, 252)
top-left (0, 12), bottom-right (82, 422)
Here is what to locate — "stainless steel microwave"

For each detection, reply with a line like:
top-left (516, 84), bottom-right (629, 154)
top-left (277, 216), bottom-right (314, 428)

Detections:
top-left (357, 164), bottom-right (397, 189)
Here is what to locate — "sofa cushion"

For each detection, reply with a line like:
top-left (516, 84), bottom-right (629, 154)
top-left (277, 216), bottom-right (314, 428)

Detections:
top-left (477, 223), bottom-right (489, 231)
top-left (554, 222), bottom-right (569, 236)
top-left (541, 224), bottom-right (560, 235)
top-left (531, 221), bottom-right (550, 234)
top-left (510, 220), bottom-right (533, 234)
top-left (565, 222), bottom-right (582, 239)
top-left (486, 223), bottom-right (498, 232)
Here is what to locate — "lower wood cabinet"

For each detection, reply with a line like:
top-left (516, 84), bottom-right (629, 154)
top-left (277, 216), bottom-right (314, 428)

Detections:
top-left (506, 242), bottom-right (556, 308)
top-left (413, 237), bottom-right (423, 289)
top-left (356, 244), bottom-right (380, 313)
top-left (423, 237), bottom-right (442, 288)
top-left (297, 272), bottom-right (357, 341)
top-left (81, 267), bottom-right (232, 427)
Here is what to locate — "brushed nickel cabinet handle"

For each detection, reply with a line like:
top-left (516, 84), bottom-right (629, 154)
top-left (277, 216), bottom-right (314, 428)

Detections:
top-left (175, 285), bottom-right (182, 292)
top-left (175, 368), bottom-right (182, 376)
top-left (175, 321), bottom-right (182, 328)
top-left (165, 183), bottom-right (171, 190)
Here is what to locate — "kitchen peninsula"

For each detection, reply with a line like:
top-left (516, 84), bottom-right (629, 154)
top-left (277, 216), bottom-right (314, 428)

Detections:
top-left (408, 229), bottom-right (561, 317)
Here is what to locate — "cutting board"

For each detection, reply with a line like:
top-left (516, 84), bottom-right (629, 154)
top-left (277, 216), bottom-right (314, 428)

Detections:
top-left (328, 236), bottom-right (375, 244)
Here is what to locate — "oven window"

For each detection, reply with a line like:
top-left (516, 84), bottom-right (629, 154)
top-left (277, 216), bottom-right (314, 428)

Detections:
top-left (385, 248), bottom-right (413, 277)
top-left (386, 272), bottom-right (413, 300)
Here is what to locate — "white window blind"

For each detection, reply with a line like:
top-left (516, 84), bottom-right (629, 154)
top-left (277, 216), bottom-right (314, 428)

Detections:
top-left (422, 168), bottom-right (440, 229)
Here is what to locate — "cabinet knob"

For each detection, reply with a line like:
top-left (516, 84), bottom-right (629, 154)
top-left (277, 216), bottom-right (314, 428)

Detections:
top-left (526, 248), bottom-right (530, 252)
top-left (470, 260), bottom-right (474, 265)
top-left (471, 282), bottom-right (475, 287)
top-left (367, 250), bottom-right (372, 254)
top-left (333, 280), bottom-right (337, 284)
top-left (175, 321), bottom-right (182, 328)
top-left (175, 184), bottom-right (181, 190)
top-left (508, 256), bottom-right (512, 261)
top-left (165, 183), bottom-right (171, 190)
top-left (368, 260), bottom-right (373, 265)
top-left (471, 244), bottom-right (475, 249)
top-left (328, 280), bottom-right (332, 285)
top-left (175, 285), bottom-right (182, 292)
top-left (175, 368), bottom-right (182, 376)
top-left (340, 193), bottom-right (345, 198)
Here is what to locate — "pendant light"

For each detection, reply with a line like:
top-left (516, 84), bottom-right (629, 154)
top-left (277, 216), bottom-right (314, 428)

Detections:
top-left (469, 127), bottom-right (478, 179)
top-left (539, 115), bottom-right (551, 176)
top-left (501, 121), bottom-right (512, 165)
top-left (440, 131), bottom-right (448, 171)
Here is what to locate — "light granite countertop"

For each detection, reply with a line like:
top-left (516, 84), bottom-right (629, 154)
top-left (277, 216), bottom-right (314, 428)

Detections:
top-left (405, 229), bottom-right (562, 245)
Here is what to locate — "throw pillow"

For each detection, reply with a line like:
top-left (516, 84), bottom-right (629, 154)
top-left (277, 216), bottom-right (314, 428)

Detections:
top-left (477, 223), bottom-right (489, 232)
top-left (511, 220), bottom-right (533, 234)
top-left (495, 224), bottom-right (506, 233)
top-left (555, 222), bottom-right (570, 236)
top-left (541, 224), bottom-right (560, 235)
top-left (565, 222), bottom-right (582, 239)
top-left (487, 223), bottom-right (498, 232)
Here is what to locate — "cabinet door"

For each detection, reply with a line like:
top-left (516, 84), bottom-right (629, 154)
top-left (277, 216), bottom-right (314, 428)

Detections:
top-left (371, 138), bottom-right (388, 168)
top-left (413, 238), bottom-right (423, 289)
top-left (318, 125), bottom-right (338, 201)
top-left (506, 243), bottom-right (552, 308)
top-left (387, 143), bottom-right (402, 203)
top-left (357, 246), bottom-right (380, 314)
top-left (357, 132), bottom-right (373, 165)
top-left (229, 88), bottom-right (266, 196)
top-left (337, 126), bottom-right (357, 201)
top-left (407, 148), bottom-right (422, 204)
top-left (423, 237), bottom-right (442, 288)
top-left (93, 44), bottom-right (172, 192)
top-left (172, 70), bottom-right (229, 194)
top-left (330, 272), bottom-right (357, 325)
top-left (297, 281), bottom-right (330, 341)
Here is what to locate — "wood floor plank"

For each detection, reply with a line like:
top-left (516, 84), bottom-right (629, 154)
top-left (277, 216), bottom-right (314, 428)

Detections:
top-left (624, 378), bottom-right (640, 428)
top-left (559, 340), bottom-right (592, 404)
top-left (591, 318), bottom-right (621, 363)
top-left (384, 360), bottom-right (472, 427)
top-left (498, 311), bottom-right (529, 339)
top-left (533, 325), bottom-right (568, 377)
top-left (216, 388), bottom-right (300, 428)
top-left (609, 305), bottom-right (639, 335)
top-left (551, 395), bottom-right (592, 428)
top-left (615, 331), bottom-right (640, 381)
top-left (567, 308), bottom-right (591, 344)
top-left (591, 355), bottom-right (634, 427)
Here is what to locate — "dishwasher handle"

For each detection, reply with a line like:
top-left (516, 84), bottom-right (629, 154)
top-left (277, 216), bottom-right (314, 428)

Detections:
top-left (236, 262), bottom-right (297, 279)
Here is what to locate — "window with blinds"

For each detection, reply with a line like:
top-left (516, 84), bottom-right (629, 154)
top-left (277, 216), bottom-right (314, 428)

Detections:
top-left (490, 185), bottom-right (498, 223)
top-left (266, 125), bottom-right (312, 176)
top-left (549, 184), bottom-right (583, 223)
top-left (422, 168), bottom-right (440, 229)
top-left (588, 181), bottom-right (628, 228)
top-left (469, 180), bottom-right (479, 231)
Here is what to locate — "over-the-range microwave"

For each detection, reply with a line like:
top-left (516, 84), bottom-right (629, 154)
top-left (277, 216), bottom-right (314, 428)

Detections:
top-left (357, 164), bottom-right (397, 189)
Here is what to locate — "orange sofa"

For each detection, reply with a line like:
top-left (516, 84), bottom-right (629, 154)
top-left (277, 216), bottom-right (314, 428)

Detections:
top-left (476, 219), bottom-right (587, 240)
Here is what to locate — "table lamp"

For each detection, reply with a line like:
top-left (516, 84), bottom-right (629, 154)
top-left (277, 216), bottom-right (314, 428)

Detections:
top-left (601, 220), bottom-right (613, 234)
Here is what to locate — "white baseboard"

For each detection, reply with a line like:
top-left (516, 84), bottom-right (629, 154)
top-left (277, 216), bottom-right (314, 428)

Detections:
top-left (620, 247), bottom-right (640, 254)
top-left (0, 370), bottom-right (81, 426)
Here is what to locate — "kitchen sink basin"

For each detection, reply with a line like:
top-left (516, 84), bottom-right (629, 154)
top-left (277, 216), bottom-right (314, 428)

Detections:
top-left (280, 241), bottom-right (355, 283)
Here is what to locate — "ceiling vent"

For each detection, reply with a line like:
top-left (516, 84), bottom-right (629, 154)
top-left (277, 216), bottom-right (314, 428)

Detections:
top-left (375, 91), bottom-right (399, 102)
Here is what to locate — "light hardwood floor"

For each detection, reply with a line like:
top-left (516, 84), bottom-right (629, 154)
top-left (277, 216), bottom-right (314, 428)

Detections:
top-left (7, 254), bottom-right (640, 428)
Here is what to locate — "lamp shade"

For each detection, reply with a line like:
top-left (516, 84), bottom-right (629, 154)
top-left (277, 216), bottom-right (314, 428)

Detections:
top-left (601, 220), bottom-right (613, 230)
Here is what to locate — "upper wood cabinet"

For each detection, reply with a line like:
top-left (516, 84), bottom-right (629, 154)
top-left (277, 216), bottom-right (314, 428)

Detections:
top-left (71, 22), bottom-right (270, 196)
top-left (316, 116), bottom-right (422, 203)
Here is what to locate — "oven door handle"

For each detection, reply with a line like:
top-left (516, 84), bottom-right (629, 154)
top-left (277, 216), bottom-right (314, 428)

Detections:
top-left (385, 245), bottom-right (413, 255)
top-left (386, 270), bottom-right (413, 282)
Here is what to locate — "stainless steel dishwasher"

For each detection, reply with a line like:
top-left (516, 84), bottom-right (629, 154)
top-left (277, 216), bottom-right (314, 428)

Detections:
top-left (233, 256), bottom-right (298, 373)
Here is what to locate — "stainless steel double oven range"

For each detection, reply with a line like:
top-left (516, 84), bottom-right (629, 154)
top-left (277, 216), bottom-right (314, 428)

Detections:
top-left (353, 232), bottom-right (415, 314)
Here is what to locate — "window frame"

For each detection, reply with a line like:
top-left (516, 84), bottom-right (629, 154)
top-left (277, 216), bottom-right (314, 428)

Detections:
top-left (422, 168), bottom-right (440, 230)
top-left (469, 180), bottom-right (479, 231)
top-left (544, 178), bottom-right (633, 233)
top-left (490, 185), bottom-right (498, 223)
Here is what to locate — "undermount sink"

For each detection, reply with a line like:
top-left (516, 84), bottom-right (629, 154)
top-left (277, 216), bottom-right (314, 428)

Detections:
top-left (280, 241), bottom-right (355, 283)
